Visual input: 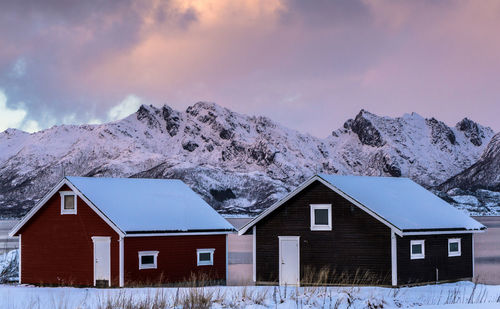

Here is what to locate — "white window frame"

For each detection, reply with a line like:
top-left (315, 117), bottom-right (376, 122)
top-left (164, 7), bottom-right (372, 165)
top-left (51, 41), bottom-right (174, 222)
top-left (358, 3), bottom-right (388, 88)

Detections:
top-left (197, 248), bottom-right (215, 266)
top-left (448, 238), bottom-right (461, 257)
top-left (310, 204), bottom-right (332, 231)
top-left (410, 240), bottom-right (425, 260)
top-left (138, 251), bottom-right (159, 270)
top-left (60, 191), bottom-right (77, 215)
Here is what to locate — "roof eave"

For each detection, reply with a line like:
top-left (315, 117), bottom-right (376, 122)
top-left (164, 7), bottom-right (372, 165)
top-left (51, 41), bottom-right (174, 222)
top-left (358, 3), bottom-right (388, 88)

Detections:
top-left (401, 227), bottom-right (486, 236)
top-left (125, 228), bottom-right (235, 234)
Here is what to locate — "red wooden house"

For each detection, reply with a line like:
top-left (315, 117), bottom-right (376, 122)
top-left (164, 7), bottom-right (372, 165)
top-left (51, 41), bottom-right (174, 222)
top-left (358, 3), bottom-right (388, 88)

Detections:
top-left (9, 176), bottom-right (234, 287)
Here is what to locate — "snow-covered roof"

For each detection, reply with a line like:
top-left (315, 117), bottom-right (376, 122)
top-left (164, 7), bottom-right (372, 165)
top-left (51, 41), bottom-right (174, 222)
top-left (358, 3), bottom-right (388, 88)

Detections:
top-left (239, 174), bottom-right (485, 235)
top-left (66, 176), bottom-right (234, 233)
top-left (317, 174), bottom-right (485, 232)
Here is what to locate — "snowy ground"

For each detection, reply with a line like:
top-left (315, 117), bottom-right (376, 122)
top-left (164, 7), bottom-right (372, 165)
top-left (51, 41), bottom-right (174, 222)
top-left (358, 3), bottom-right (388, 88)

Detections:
top-left (0, 281), bottom-right (499, 309)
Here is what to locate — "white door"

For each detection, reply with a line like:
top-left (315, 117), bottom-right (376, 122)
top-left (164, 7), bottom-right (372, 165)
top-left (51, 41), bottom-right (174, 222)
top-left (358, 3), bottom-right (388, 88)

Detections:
top-left (279, 236), bottom-right (300, 286)
top-left (92, 236), bottom-right (111, 286)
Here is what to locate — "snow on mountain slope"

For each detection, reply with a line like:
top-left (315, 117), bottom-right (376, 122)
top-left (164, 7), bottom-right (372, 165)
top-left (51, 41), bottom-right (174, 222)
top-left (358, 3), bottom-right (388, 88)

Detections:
top-left (433, 133), bottom-right (500, 215)
top-left (439, 132), bottom-right (500, 192)
top-left (0, 102), bottom-right (495, 217)
top-left (327, 111), bottom-right (494, 186)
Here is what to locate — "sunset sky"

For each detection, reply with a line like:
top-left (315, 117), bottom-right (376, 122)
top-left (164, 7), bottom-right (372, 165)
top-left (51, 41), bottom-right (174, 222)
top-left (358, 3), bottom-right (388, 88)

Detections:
top-left (0, 0), bottom-right (499, 137)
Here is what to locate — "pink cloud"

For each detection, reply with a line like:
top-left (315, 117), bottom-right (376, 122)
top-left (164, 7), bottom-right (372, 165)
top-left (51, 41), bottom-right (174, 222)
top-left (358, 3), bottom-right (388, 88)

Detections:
top-left (0, 0), bottom-right (498, 136)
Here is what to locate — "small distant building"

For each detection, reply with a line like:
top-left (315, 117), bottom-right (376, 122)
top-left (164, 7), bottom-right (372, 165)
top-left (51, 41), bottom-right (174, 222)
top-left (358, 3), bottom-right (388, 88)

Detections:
top-left (10, 177), bottom-right (234, 287)
top-left (239, 174), bottom-right (485, 286)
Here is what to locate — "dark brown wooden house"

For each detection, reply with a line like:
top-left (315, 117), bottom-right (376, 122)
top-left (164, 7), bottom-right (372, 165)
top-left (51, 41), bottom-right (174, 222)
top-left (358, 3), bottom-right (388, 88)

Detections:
top-left (239, 174), bottom-right (485, 286)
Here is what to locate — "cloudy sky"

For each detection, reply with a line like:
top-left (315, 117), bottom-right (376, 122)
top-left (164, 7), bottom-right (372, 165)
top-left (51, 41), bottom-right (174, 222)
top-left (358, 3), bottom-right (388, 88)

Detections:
top-left (0, 0), bottom-right (499, 137)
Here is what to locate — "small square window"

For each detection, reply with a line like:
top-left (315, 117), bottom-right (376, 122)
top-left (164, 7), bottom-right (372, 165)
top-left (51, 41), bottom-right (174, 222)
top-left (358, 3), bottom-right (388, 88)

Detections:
top-left (410, 240), bottom-right (425, 259)
top-left (64, 195), bottom-right (75, 210)
top-left (60, 191), bottom-right (77, 214)
top-left (138, 251), bottom-right (159, 269)
top-left (448, 238), bottom-right (461, 257)
top-left (197, 249), bottom-right (215, 266)
top-left (314, 209), bottom-right (329, 225)
top-left (141, 255), bottom-right (154, 265)
top-left (310, 204), bottom-right (332, 231)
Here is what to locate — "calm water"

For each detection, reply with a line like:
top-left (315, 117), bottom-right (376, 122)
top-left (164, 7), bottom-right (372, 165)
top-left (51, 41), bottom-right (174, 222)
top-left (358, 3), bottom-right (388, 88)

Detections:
top-left (473, 216), bottom-right (500, 284)
top-left (0, 220), bottom-right (18, 254)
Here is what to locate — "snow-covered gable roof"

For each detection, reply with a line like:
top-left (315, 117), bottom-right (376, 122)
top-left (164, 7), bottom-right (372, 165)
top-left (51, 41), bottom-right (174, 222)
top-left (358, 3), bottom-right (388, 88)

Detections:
top-left (318, 174), bottom-right (485, 232)
top-left (66, 176), bottom-right (234, 233)
top-left (239, 174), bottom-right (485, 235)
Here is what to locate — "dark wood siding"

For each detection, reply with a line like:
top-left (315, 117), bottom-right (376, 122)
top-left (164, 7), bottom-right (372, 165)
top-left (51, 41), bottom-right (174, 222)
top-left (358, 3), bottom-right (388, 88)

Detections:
top-left (19, 185), bottom-right (120, 286)
top-left (397, 234), bottom-right (473, 284)
top-left (255, 180), bottom-right (392, 285)
top-left (124, 234), bottom-right (226, 285)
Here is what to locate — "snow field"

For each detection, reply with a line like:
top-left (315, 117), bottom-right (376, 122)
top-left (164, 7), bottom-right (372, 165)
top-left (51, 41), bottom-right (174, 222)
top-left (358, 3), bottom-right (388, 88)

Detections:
top-left (0, 281), bottom-right (499, 309)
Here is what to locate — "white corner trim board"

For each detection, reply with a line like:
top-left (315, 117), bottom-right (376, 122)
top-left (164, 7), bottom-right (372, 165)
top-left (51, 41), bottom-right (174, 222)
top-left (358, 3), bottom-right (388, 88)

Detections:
top-left (18, 234), bottom-right (21, 284)
top-left (119, 237), bottom-right (124, 287)
top-left (225, 234), bottom-right (228, 282)
top-left (472, 234), bottom-right (475, 278)
top-left (391, 230), bottom-right (397, 286)
top-left (252, 226), bottom-right (256, 283)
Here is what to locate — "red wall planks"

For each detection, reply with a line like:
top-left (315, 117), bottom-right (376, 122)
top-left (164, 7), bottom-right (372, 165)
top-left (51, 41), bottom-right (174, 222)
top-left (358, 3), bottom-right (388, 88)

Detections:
top-left (124, 234), bottom-right (226, 285)
top-left (19, 185), bottom-right (120, 286)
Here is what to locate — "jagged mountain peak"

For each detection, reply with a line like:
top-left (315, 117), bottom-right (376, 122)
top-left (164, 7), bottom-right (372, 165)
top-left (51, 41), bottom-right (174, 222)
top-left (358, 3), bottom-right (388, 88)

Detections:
top-left (342, 109), bottom-right (386, 147)
top-left (456, 117), bottom-right (491, 146)
top-left (187, 101), bottom-right (230, 115)
top-left (0, 103), bottom-right (496, 217)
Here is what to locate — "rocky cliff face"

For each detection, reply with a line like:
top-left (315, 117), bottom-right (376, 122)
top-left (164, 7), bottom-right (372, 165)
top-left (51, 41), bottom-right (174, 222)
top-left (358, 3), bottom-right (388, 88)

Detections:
top-left (329, 110), bottom-right (493, 186)
top-left (0, 102), bottom-right (495, 218)
top-left (439, 132), bottom-right (500, 192)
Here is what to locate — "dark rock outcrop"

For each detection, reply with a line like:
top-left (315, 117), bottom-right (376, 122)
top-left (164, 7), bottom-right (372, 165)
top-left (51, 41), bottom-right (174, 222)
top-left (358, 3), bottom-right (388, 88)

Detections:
top-left (348, 111), bottom-right (385, 147)
top-left (457, 118), bottom-right (486, 146)
top-left (439, 133), bottom-right (500, 192)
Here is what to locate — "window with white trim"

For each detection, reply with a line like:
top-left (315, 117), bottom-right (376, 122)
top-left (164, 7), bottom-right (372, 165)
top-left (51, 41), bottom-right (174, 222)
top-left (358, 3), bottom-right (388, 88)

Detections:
top-left (197, 249), bottom-right (215, 266)
top-left (60, 191), bottom-right (77, 215)
top-left (448, 238), bottom-right (461, 257)
top-left (410, 240), bottom-right (425, 259)
top-left (138, 251), bottom-right (159, 269)
top-left (310, 204), bottom-right (332, 231)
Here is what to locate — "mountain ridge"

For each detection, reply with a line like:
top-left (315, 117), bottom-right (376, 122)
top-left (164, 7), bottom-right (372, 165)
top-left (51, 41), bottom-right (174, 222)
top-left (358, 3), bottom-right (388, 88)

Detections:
top-left (0, 102), bottom-right (496, 218)
top-left (439, 132), bottom-right (500, 192)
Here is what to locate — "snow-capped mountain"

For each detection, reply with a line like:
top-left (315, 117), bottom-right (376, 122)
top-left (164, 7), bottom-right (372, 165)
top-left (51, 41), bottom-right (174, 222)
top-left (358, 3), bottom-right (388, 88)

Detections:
top-left (431, 132), bottom-right (500, 216)
top-left (439, 132), bottom-right (500, 192)
top-left (0, 102), bottom-right (495, 218)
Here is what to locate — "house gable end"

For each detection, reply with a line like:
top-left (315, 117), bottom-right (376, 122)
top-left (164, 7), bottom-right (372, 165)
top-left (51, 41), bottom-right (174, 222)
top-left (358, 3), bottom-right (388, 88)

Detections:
top-left (10, 178), bottom-right (124, 237)
top-left (239, 176), bottom-right (402, 236)
top-left (16, 182), bottom-right (122, 286)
